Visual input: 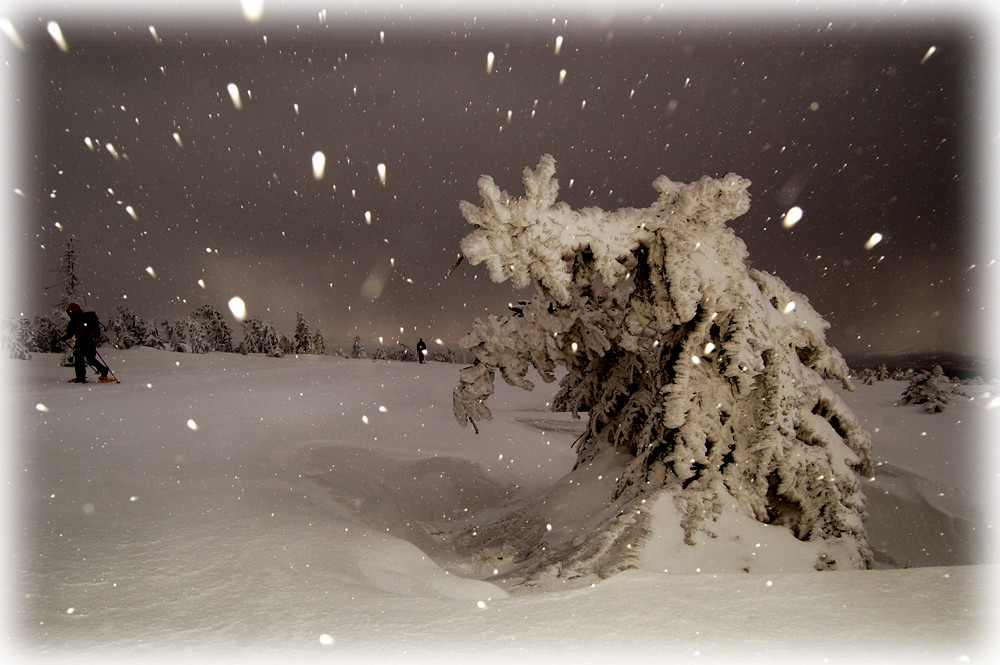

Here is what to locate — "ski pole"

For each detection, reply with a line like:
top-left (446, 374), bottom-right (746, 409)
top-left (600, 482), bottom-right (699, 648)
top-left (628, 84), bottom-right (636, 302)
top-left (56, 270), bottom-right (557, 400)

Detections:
top-left (95, 349), bottom-right (120, 383)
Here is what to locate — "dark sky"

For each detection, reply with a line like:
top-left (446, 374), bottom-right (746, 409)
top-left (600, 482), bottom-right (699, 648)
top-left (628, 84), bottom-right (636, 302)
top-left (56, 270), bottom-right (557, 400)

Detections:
top-left (2, 2), bottom-right (992, 359)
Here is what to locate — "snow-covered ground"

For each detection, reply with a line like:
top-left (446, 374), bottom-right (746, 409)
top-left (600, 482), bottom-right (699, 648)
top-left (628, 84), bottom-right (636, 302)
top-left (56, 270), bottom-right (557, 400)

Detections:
top-left (2, 349), bottom-right (997, 664)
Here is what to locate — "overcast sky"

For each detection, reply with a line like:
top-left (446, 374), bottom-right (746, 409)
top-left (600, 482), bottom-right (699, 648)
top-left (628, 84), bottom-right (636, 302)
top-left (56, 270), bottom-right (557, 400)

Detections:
top-left (1, 1), bottom-right (994, 359)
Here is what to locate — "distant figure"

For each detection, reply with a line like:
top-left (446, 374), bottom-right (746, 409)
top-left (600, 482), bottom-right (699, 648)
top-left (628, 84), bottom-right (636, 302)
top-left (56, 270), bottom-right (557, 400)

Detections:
top-left (60, 302), bottom-right (110, 383)
top-left (416, 338), bottom-right (427, 364)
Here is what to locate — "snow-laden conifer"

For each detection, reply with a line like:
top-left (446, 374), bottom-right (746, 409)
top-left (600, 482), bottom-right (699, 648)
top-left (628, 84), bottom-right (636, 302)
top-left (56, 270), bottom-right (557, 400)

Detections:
top-left (294, 312), bottom-right (313, 354)
top-left (351, 335), bottom-right (369, 360)
top-left (191, 305), bottom-right (234, 353)
top-left (108, 305), bottom-right (163, 350)
top-left (899, 365), bottom-right (966, 413)
top-left (240, 316), bottom-right (284, 357)
top-left (452, 155), bottom-right (874, 579)
top-left (311, 330), bottom-right (327, 355)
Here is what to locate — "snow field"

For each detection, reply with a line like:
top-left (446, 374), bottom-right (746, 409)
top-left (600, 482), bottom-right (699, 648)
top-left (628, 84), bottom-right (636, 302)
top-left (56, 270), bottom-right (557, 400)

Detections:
top-left (1, 348), bottom-right (996, 664)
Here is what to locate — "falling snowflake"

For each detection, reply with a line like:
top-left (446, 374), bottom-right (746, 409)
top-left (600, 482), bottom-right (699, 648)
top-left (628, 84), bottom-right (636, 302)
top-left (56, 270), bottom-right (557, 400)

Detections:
top-left (228, 296), bottom-right (247, 321)
top-left (312, 151), bottom-right (326, 180)
top-left (227, 83), bottom-right (242, 110)
top-left (782, 206), bottom-right (803, 228)
top-left (47, 21), bottom-right (68, 52)
top-left (241, 0), bottom-right (264, 23)
top-left (1, 19), bottom-right (26, 51)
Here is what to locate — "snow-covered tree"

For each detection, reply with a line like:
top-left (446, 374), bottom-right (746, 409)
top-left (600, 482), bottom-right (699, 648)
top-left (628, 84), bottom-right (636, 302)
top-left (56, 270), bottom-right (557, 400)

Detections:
top-left (29, 313), bottom-right (64, 353)
top-left (394, 341), bottom-right (417, 362)
top-left (190, 305), bottom-right (234, 353)
top-left (36, 237), bottom-right (86, 360)
top-left (158, 319), bottom-right (182, 352)
top-left (160, 316), bottom-right (205, 353)
top-left (311, 330), bottom-right (326, 355)
top-left (899, 365), bottom-right (964, 413)
top-left (428, 346), bottom-right (461, 364)
top-left (2, 316), bottom-right (32, 359)
top-left (859, 364), bottom-right (890, 386)
top-left (239, 316), bottom-right (284, 357)
top-left (351, 335), bottom-right (369, 360)
top-left (452, 155), bottom-right (874, 578)
top-left (107, 305), bottom-right (163, 350)
top-left (294, 312), bottom-right (313, 354)
top-left (54, 236), bottom-right (84, 314)
top-left (183, 317), bottom-right (211, 354)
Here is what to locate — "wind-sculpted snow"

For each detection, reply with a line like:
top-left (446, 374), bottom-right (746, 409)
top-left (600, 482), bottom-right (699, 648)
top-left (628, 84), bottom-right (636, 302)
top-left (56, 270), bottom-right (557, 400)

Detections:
top-left (454, 156), bottom-right (875, 580)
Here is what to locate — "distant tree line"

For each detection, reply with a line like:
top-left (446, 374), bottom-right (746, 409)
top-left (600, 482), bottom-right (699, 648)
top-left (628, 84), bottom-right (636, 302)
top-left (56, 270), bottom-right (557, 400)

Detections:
top-left (854, 363), bottom-right (994, 387)
top-left (347, 335), bottom-right (467, 363)
top-left (2, 236), bottom-right (461, 363)
top-left (0, 304), bottom-right (317, 358)
top-left (2, 307), bottom-right (467, 363)
top-left (853, 363), bottom-right (993, 414)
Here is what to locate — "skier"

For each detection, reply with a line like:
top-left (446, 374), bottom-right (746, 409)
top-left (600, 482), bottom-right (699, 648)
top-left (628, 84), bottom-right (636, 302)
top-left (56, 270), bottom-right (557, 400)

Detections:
top-left (59, 302), bottom-right (112, 383)
top-left (416, 338), bottom-right (427, 364)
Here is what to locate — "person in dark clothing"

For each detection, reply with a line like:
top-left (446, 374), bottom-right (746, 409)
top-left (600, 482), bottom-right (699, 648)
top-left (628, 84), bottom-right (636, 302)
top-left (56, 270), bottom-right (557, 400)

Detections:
top-left (59, 302), bottom-right (110, 383)
top-left (416, 338), bottom-right (427, 364)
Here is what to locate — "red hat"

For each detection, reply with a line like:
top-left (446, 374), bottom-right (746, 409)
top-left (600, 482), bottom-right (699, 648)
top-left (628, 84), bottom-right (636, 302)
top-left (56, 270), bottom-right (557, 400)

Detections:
top-left (67, 302), bottom-right (83, 313)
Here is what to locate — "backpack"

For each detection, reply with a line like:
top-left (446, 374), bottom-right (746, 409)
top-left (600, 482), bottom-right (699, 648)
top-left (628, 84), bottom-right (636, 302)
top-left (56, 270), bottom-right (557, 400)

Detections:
top-left (81, 310), bottom-right (103, 347)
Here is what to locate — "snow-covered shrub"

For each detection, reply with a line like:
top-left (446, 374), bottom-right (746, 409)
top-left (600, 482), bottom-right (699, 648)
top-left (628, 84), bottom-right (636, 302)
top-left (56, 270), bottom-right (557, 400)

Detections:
top-left (452, 155), bottom-right (873, 579)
